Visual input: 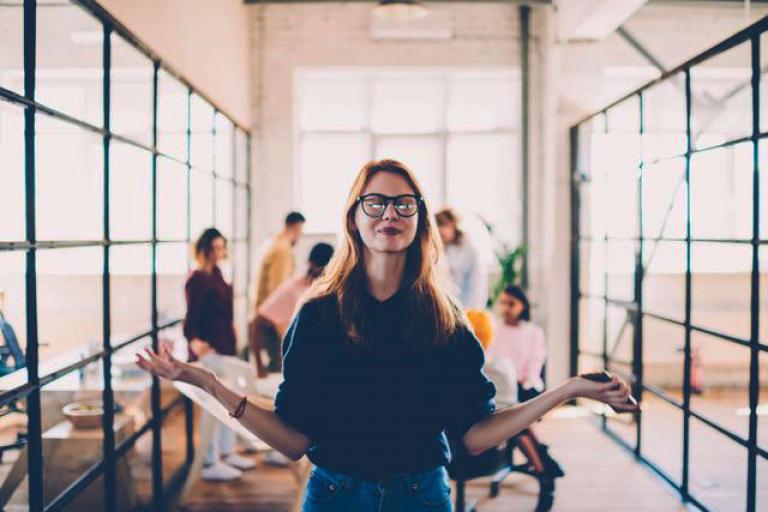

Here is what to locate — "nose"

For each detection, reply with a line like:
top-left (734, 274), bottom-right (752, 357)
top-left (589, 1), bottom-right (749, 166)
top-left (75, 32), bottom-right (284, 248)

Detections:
top-left (381, 201), bottom-right (399, 221)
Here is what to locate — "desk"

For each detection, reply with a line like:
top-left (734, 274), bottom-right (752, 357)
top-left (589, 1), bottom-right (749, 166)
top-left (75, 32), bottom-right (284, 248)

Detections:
top-left (0, 414), bottom-right (137, 511)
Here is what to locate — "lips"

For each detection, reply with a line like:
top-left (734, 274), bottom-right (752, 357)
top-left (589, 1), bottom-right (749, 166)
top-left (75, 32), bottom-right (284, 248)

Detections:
top-left (379, 227), bottom-right (402, 236)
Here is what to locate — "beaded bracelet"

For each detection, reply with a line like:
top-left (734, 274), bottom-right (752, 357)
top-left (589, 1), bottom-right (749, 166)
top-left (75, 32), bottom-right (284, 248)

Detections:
top-left (230, 395), bottom-right (248, 419)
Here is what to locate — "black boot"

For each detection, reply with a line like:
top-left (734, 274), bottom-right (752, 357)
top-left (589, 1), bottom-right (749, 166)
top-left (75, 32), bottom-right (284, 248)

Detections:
top-left (537, 444), bottom-right (565, 479)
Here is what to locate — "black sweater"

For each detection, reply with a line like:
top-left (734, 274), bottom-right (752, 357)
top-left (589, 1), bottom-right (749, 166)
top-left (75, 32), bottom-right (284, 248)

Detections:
top-left (273, 287), bottom-right (496, 481)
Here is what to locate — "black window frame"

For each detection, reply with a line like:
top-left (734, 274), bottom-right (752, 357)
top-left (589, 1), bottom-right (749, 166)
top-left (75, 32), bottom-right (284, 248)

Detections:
top-left (0, 1), bottom-right (252, 510)
top-left (570, 15), bottom-right (768, 512)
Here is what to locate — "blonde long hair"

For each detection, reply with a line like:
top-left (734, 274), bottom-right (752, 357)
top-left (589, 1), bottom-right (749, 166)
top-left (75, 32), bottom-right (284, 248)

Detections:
top-left (305, 159), bottom-right (463, 346)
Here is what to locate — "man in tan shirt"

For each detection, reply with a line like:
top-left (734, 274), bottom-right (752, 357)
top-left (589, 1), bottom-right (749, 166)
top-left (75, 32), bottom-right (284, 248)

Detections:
top-left (251, 211), bottom-right (305, 374)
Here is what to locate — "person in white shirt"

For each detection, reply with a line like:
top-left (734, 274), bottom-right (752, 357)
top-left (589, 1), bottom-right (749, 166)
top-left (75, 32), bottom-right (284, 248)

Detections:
top-left (435, 208), bottom-right (488, 309)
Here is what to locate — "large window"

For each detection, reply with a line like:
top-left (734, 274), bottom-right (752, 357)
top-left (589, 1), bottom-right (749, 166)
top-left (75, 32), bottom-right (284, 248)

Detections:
top-left (0, 1), bottom-right (251, 511)
top-left (571, 22), bottom-right (768, 512)
top-left (295, 68), bottom-right (522, 256)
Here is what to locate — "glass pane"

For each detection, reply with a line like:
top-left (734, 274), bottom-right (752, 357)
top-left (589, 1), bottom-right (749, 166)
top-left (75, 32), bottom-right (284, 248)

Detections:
top-left (606, 303), bottom-right (633, 369)
top-left (689, 420), bottom-right (747, 512)
top-left (690, 42), bottom-right (752, 150)
top-left (111, 142), bottom-right (151, 241)
top-left (215, 178), bottom-right (234, 239)
top-left (0, 0), bottom-right (23, 93)
top-left (300, 133), bottom-right (371, 234)
top-left (157, 243), bottom-right (188, 324)
top-left (190, 170), bottom-right (214, 239)
top-left (235, 186), bottom-right (248, 240)
top-left (761, 140), bottom-right (768, 240)
top-left (157, 157), bottom-right (188, 241)
top-left (446, 72), bottom-right (519, 131)
top-left (161, 405), bottom-right (189, 488)
top-left (233, 241), bottom-right (247, 296)
top-left (606, 241), bottom-right (635, 302)
top-left (446, 133), bottom-right (520, 246)
top-left (40, 359), bottom-right (105, 509)
top-left (37, 247), bottom-right (102, 377)
top-left (111, 244), bottom-right (151, 342)
top-left (0, 102), bottom-right (25, 241)
top-left (691, 243), bottom-right (751, 340)
top-left (36, 115), bottom-right (103, 241)
top-left (759, 350), bottom-right (768, 453)
top-left (643, 75), bottom-right (687, 162)
top-left (690, 143), bottom-right (752, 240)
top-left (642, 316), bottom-right (684, 392)
top-left (643, 241), bottom-right (686, 322)
top-left (761, 246), bottom-right (768, 345)
top-left (375, 136), bottom-right (442, 207)
top-left (111, 33), bottom-right (153, 145)
top-left (598, 135), bottom-right (639, 238)
top-left (640, 393), bottom-right (683, 485)
top-left (371, 78), bottom-right (444, 134)
top-left (578, 297), bottom-right (604, 357)
top-left (36, 1), bottom-right (102, 126)
top-left (642, 157), bottom-right (687, 240)
top-left (579, 240), bottom-right (606, 297)
top-left (190, 94), bottom-right (214, 170)
top-left (157, 69), bottom-right (187, 160)
top-left (299, 75), bottom-right (368, 131)
top-left (0, 251), bottom-right (26, 382)
top-left (690, 331), bottom-right (750, 442)
top-left (758, 456), bottom-right (768, 512)
top-left (214, 113), bottom-right (233, 178)
top-left (763, 34), bottom-right (768, 134)
top-left (234, 128), bottom-right (248, 184)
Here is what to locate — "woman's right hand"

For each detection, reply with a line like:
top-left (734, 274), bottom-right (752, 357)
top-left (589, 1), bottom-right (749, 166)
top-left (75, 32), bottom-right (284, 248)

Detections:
top-left (566, 374), bottom-right (638, 412)
top-left (136, 342), bottom-right (216, 392)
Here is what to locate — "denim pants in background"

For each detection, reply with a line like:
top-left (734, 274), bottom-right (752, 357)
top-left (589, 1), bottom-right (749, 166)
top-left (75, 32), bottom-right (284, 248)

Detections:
top-left (301, 465), bottom-right (453, 512)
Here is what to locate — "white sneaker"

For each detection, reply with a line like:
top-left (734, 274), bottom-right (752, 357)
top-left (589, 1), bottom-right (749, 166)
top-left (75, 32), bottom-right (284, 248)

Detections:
top-left (263, 450), bottom-right (292, 467)
top-left (223, 453), bottom-right (257, 471)
top-left (201, 461), bottom-right (243, 481)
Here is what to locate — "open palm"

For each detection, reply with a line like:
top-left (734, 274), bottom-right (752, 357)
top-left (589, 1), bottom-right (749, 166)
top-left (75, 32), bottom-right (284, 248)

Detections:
top-left (135, 342), bottom-right (213, 390)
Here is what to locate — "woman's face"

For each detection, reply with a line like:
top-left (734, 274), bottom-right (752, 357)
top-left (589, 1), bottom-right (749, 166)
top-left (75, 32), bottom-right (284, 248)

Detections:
top-left (210, 237), bottom-right (228, 265)
top-left (497, 292), bottom-right (525, 325)
top-left (353, 172), bottom-right (419, 255)
top-left (437, 221), bottom-right (456, 245)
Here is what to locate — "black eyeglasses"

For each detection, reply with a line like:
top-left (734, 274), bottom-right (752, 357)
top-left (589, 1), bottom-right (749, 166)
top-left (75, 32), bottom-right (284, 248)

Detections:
top-left (357, 193), bottom-right (423, 218)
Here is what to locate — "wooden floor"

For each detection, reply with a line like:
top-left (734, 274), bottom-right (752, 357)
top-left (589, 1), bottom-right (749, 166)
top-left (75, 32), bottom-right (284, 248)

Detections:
top-left (172, 406), bottom-right (690, 512)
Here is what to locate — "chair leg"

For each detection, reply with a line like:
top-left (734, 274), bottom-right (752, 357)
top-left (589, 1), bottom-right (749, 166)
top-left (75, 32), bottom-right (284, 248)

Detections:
top-left (489, 466), bottom-right (513, 497)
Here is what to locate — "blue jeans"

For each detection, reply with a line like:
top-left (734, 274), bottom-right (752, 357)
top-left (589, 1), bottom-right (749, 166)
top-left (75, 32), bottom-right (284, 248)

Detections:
top-left (301, 465), bottom-right (453, 512)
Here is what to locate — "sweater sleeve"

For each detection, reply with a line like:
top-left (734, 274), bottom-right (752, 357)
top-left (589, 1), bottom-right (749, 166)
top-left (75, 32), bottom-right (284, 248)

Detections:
top-left (183, 274), bottom-right (207, 342)
top-left (273, 301), bottom-right (326, 441)
top-left (443, 327), bottom-right (497, 440)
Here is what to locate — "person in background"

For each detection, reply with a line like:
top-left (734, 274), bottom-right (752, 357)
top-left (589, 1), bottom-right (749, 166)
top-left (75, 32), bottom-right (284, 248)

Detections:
top-left (488, 285), bottom-right (564, 479)
top-left (184, 228), bottom-right (256, 482)
top-left (251, 242), bottom-right (335, 377)
top-left (254, 211), bottom-right (306, 308)
top-left (435, 208), bottom-right (487, 309)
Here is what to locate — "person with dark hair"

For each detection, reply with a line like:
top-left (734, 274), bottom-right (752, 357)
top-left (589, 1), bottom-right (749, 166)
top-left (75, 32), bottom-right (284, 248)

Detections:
top-left (138, 160), bottom-right (635, 512)
top-left (435, 208), bottom-right (487, 309)
top-left (254, 211), bottom-right (306, 308)
top-left (489, 284), bottom-right (564, 481)
top-left (184, 228), bottom-right (256, 481)
top-left (250, 242), bottom-right (334, 377)
top-left (491, 285), bottom-right (543, 399)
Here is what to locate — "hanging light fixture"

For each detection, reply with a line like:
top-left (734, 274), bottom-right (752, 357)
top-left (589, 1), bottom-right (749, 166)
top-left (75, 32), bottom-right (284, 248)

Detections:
top-left (372, 0), bottom-right (429, 22)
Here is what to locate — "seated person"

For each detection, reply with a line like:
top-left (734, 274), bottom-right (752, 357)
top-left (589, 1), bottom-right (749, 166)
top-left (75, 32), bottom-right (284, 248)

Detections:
top-left (466, 307), bottom-right (564, 480)
top-left (249, 243), bottom-right (334, 377)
